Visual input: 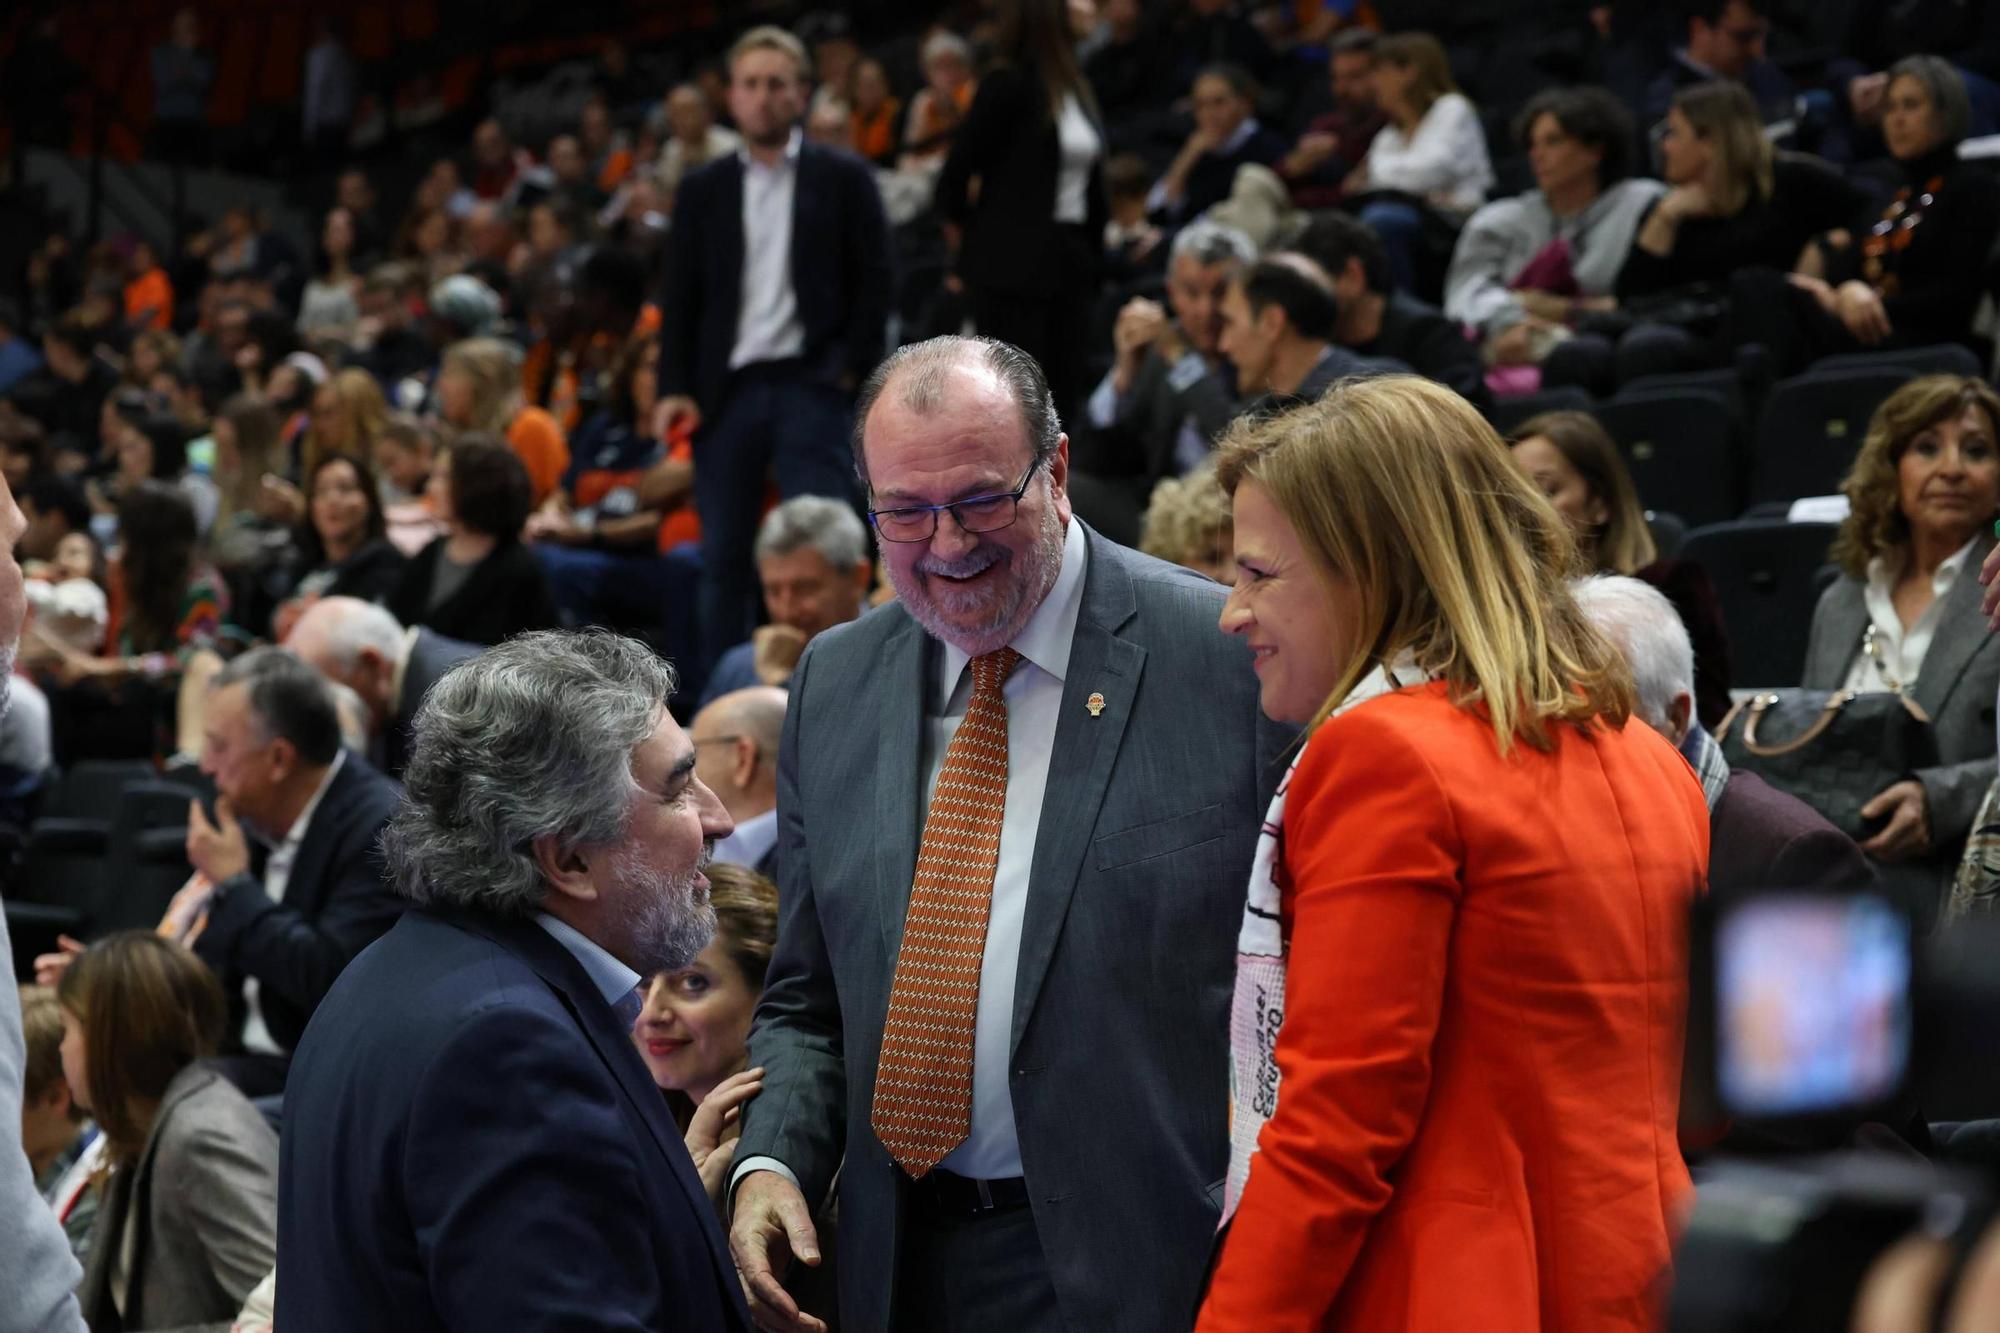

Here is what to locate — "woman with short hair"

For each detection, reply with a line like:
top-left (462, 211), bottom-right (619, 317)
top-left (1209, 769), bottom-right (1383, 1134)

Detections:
top-left (387, 435), bottom-right (558, 646)
top-left (1197, 375), bottom-right (1706, 1331)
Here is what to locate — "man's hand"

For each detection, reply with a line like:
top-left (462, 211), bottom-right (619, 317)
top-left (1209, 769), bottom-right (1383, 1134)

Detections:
top-left (652, 395), bottom-right (702, 443)
top-left (33, 935), bottom-right (85, 987)
top-left (187, 796), bottom-right (252, 884)
top-left (685, 1067), bottom-right (764, 1204)
top-left (730, 1171), bottom-right (826, 1333)
top-left (1860, 780), bottom-right (1932, 862)
top-left (1111, 297), bottom-right (1170, 394)
top-left (751, 624), bottom-right (809, 686)
top-left (1850, 71), bottom-right (1890, 126)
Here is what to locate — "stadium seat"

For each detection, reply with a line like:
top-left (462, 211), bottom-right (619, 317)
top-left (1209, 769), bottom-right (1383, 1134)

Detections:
top-left (1678, 519), bottom-right (1840, 688)
top-left (1593, 389), bottom-right (1741, 527)
top-left (1812, 344), bottom-right (1984, 380)
top-left (1486, 385), bottom-right (1595, 437)
top-left (1646, 510), bottom-right (1688, 561)
top-left (1750, 369), bottom-right (1914, 506)
top-left (92, 779), bottom-right (202, 936)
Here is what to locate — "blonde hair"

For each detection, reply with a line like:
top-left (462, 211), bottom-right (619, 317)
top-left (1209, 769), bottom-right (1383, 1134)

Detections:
top-left (1140, 464), bottom-right (1233, 570)
top-left (1833, 374), bottom-right (2000, 579)
top-left (729, 24), bottom-right (809, 79)
top-left (1375, 32), bottom-right (1458, 120)
top-left (302, 367), bottom-right (390, 478)
top-left (1215, 375), bottom-right (1634, 751)
top-left (1673, 81), bottom-right (1773, 216)
top-left (440, 337), bottom-right (524, 438)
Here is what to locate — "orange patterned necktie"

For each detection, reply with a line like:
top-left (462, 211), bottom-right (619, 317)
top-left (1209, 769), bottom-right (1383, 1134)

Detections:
top-left (872, 646), bottom-right (1022, 1177)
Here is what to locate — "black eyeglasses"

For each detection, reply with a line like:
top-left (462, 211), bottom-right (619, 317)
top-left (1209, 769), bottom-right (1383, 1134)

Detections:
top-left (866, 457), bottom-right (1044, 543)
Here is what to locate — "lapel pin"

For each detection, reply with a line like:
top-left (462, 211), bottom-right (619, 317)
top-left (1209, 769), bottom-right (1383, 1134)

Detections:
top-left (1086, 692), bottom-right (1105, 717)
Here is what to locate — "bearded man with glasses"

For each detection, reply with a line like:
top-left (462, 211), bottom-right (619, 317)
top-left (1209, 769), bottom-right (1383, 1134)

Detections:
top-left (725, 334), bottom-right (1277, 1333)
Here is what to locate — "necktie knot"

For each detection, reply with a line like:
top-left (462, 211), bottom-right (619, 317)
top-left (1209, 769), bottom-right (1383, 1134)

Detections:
top-left (971, 647), bottom-right (1022, 700)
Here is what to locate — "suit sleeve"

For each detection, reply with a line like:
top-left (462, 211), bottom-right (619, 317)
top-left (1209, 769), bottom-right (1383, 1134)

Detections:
top-left (0, 913), bottom-right (86, 1333)
top-left (194, 800), bottom-right (399, 1019)
top-left (158, 1112), bottom-right (278, 1312)
top-left (657, 171), bottom-right (704, 402)
top-left (738, 640), bottom-right (849, 1209)
top-left (404, 1004), bottom-right (663, 1332)
top-left (1198, 710), bottom-right (1462, 1331)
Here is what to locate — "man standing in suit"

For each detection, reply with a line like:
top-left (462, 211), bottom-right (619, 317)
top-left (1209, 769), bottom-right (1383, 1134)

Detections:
top-left (285, 596), bottom-right (479, 779)
top-left (655, 25), bottom-right (891, 671)
top-left (690, 686), bottom-right (787, 880)
top-left (730, 336), bottom-right (1270, 1333)
top-left (165, 648), bottom-right (403, 1096)
top-left (280, 630), bottom-right (750, 1331)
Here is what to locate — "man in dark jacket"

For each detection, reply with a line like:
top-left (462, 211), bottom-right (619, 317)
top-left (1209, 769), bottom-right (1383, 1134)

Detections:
top-left (287, 597), bottom-right (479, 780)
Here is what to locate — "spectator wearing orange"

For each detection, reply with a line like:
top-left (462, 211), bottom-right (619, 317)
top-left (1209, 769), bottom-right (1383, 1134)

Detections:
top-left (849, 58), bottom-right (903, 166)
top-left (436, 338), bottom-right (568, 506)
top-left (902, 30), bottom-right (978, 168)
top-left (123, 239), bottom-right (174, 334)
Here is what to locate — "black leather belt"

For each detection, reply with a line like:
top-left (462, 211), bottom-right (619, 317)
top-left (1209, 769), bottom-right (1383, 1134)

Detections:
top-left (907, 1169), bottom-right (1030, 1217)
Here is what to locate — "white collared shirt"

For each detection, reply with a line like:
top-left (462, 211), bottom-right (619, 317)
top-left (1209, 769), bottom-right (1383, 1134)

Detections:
top-left (241, 751), bottom-right (347, 1056)
top-left (535, 912), bottom-right (645, 1026)
top-left (713, 805), bottom-right (778, 873)
top-left (1054, 93), bottom-right (1100, 224)
top-left (730, 128), bottom-right (808, 372)
top-left (924, 516), bottom-right (1089, 1179)
top-left (1843, 538), bottom-right (1977, 694)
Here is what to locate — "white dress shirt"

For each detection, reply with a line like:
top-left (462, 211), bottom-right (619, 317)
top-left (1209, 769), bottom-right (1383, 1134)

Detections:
top-left (730, 128), bottom-right (808, 372)
top-left (241, 751), bottom-right (346, 1056)
top-left (1844, 538), bottom-right (1978, 694)
top-left (1365, 92), bottom-right (1494, 214)
top-left (1054, 93), bottom-right (1101, 224)
top-left (713, 806), bottom-right (778, 872)
top-left (734, 517), bottom-right (1091, 1195)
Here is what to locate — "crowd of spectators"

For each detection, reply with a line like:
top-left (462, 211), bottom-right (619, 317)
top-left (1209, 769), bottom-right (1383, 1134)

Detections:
top-left (11, 0), bottom-right (2000, 1327)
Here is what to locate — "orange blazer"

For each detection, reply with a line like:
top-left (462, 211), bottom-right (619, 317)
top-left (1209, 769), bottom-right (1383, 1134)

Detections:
top-left (1199, 682), bottom-right (1708, 1333)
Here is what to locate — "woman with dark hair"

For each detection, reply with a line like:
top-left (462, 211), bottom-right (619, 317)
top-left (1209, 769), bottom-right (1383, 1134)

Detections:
top-left (286, 451), bottom-right (406, 608)
top-left (1445, 86), bottom-right (1664, 392)
top-left (58, 932), bottom-right (277, 1330)
top-left (1508, 410), bottom-right (1735, 725)
top-left (297, 206), bottom-right (363, 344)
top-left (387, 435), bottom-right (558, 645)
top-left (1731, 56), bottom-right (2000, 375)
top-left (937, 0), bottom-right (1107, 424)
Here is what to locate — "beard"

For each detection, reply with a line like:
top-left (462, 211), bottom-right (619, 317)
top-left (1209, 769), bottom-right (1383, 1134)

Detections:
top-left (888, 503), bottom-right (1066, 658)
top-left (608, 840), bottom-right (717, 978)
top-left (0, 644), bottom-right (17, 725)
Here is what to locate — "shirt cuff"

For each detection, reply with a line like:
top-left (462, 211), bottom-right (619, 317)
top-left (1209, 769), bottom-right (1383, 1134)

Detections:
top-left (1165, 350), bottom-right (1209, 395)
top-left (1086, 369), bottom-right (1123, 430)
top-left (729, 1156), bottom-right (802, 1215)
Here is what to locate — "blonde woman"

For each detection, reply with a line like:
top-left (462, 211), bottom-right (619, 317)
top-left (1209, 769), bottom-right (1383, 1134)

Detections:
top-left (1801, 375), bottom-right (2000, 875)
top-left (1611, 81), bottom-right (1867, 381)
top-left (300, 367), bottom-right (390, 480)
top-left (1198, 375), bottom-right (1706, 1331)
top-left (1137, 463), bottom-right (1234, 585)
top-left (435, 337), bottom-right (569, 505)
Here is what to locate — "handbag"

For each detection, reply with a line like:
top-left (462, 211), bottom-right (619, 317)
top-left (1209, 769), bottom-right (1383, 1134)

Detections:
top-left (1715, 685), bottom-right (1938, 842)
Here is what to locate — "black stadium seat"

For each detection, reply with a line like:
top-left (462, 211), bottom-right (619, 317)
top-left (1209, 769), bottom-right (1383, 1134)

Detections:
top-left (1487, 385), bottom-right (1595, 437)
top-left (1678, 519), bottom-right (1841, 688)
top-left (1593, 389), bottom-right (1740, 527)
top-left (1750, 369), bottom-right (1914, 506)
top-left (1812, 344), bottom-right (1983, 380)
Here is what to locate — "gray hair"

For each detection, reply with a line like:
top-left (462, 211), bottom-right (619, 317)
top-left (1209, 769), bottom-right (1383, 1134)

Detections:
top-left (314, 599), bottom-right (405, 673)
top-left (1888, 55), bottom-right (1972, 149)
top-left (213, 647), bottom-right (342, 766)
top-left (382, 630), bottom-right (680, 917)
top-left (324, 679), bottom-right (373, 753)
top-left (1170, 218), bottom-right (1260, 268)
top-left (1571, 575), bottom-right (1692, 733)
top-left (753, 495), bottom-right (868, 569)
top-left (851, 335), bottom-right (1060, 488)
top-left (921, 30), bottom-right (971, 69)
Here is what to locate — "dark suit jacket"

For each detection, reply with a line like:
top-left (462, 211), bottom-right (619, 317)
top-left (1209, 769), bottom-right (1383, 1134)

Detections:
top-left (78, 1063), bottom-right (277, 1332)
top-left (1170, 124), bottom-right (1289, 223)
top-left (741, 525), bottom-right (1277, 1333)
top-left (937, 65), bottom-right (1110, 298)
top-left (1709, 768), bottom-right (1879, 898)
top-left (281, 908), bottom-right (752, 1333)
top-left (658, 139), bottom-right (891, 413)
top-left (1074, 346), bottom-right (1239, 535)
top-left (384, 626), bottom-right (480, 778)
top-left (387, 537), bottom-right (559, 648)
top-left (1801, 533), bottom-right (2000, 845)
top-left (193, 753), bottom-right (402, 1056)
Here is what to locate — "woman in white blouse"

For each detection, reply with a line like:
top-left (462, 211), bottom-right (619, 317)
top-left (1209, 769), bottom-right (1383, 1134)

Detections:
top-left (1802, 375), bottom-right (2000, 882)
top-left (1345, 31), bottom-right (1493, 293)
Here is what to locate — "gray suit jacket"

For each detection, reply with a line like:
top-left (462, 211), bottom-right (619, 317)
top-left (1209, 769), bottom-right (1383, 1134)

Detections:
top-left (77, 1064), bottom-right (277, 1333)
top-left (0, 907), bottom-right (86, 1333)
top-left (1801, 532), bottom-right (2000, 844)
top-left (741, 526), bottom-right (1274, 1333)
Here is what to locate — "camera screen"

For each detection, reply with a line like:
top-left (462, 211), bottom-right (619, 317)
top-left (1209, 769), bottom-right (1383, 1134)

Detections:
top-left (1715, 894), bottom-right (1912, 1118)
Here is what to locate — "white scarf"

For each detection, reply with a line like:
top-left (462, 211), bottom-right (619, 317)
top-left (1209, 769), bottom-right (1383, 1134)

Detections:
top-left (1222, 659), bottom-right (1430, 1222)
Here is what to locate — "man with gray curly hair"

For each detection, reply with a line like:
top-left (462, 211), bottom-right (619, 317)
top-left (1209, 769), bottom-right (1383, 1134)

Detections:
top-left (277, 630), bottom-right (751, 1332)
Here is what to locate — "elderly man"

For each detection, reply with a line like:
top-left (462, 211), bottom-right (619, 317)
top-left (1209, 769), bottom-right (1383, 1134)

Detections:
top-left (279, 631), bottom-right (747, 1331)
top-left (1072, 219), bottom-right (1257, 546)
top-left (1575, 575), bottom-right (1875, 896)
top-left (702, 496), bottom-right (871, 704)
top-left (286, 597), bottom-right (478, 779)
top-left (691, 686), bottom-right (788, 877)
top-left (730, 335), bottom-right (1273, 1333)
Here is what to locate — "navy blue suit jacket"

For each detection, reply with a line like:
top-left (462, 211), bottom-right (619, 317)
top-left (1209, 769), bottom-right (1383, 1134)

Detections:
top-left (658, 140), bottom-right (891, 413)
top-left (280, 907), bottom-right (751, 1333)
